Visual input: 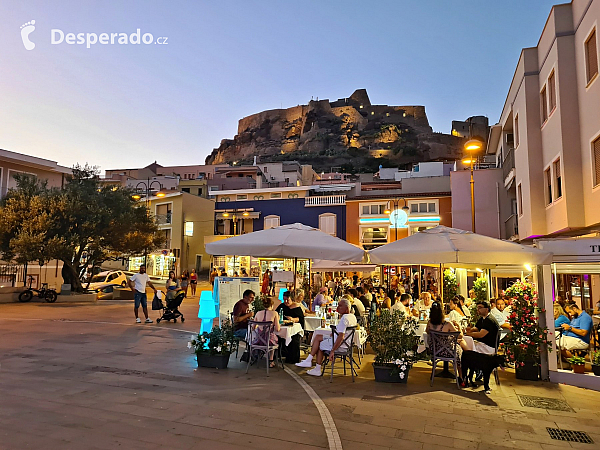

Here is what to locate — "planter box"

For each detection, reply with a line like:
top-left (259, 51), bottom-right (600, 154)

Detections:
top-left (592, 365), bottom-right (600, 376)
top-left (572, 364), bottom-right (586, 374)
top-left (197, 353), bottom-right (230, 369)
top-left (373, 363), bottom-right (409, 383)
top-left (515, 360), bottom-right (540, 381)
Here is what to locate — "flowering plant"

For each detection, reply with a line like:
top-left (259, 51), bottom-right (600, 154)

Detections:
top-left (500, 280), bottom-right (549, 367)
top-left (188, 319), bottom-right (236, 356)
top-left (367, 309), bottom-right (421, 368)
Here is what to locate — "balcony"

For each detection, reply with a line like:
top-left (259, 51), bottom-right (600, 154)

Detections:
top-left (156, 213), bottom-right (172, 225)
top-left (502, 148), bottom-right (515, 184)
top-left (305, 195), bottom-right (346, 207)
top-left (504, 214), bottom-right (519, 240)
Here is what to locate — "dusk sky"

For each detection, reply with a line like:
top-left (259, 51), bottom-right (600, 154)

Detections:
top-left (1, 0), bottom-right (559, 172)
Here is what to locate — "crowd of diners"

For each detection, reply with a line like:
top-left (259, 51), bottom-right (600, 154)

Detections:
top-left (553, 296), bottom-right (599, 362)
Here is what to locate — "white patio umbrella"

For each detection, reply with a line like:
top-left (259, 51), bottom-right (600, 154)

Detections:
top-left (368, 225), bottom-right (552, 267)
top-left (311, 259), bottom-right (376, 272)
top-left (205, 223), bottom-right (365, 262)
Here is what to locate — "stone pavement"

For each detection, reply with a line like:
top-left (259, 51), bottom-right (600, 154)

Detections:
top-left (0, 298), bottom-right (599, 450)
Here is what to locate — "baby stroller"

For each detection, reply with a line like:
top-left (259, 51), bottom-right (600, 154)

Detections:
top-left (155, 289), bottom-right (186, 323)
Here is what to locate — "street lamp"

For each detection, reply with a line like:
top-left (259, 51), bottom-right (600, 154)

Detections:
top-left (462, 139), bottom-right (483, 233)
top-left (132, 178), bottom-right (165, 266)
top-left (384, 198), bottom-right (409, 241)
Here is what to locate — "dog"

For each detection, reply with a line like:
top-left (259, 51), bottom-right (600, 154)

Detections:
top-left (461, 350), bottom-right (505, 394)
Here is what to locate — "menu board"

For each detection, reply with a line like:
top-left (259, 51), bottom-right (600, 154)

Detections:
top-left (214, 277), bottom-right (260, 323)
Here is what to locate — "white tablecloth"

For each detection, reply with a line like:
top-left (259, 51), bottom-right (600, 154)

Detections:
top-left (304, 317), bottom-right (322, 332)
top-left (275, 323), bottom-right (304, 346)
top-left (310, 327), bottom-right (367, 347)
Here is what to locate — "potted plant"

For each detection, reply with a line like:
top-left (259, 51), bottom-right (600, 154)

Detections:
top-left (367, 309), bottom-right (421, 383)
top-left (592, 351), bottom-right (600, 376)
top-left (188, 319), bottom-right (236, 369)
top-left (443, 269), bottom-right (457, 303)
top-left (502, 281), bottom-right (548, 381)
top-left (473, 277), bottom-right (488, 304)
top-left (568, 356), bottom-right (586, 374)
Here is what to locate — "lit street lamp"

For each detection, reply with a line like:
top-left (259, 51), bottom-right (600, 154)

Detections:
top-left (384, 198), bottom-right (409, 241)
top-left (462, 139), bottom-right (483, 233)
top-left (132, 178), bottom-right (166, 266)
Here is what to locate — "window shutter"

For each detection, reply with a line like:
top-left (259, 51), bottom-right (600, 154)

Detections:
top-left (593, 137), bottom-right (600, 187)
top-left (319, 214), bottom-right (336, 236)
top-left (549, 72), bottom-right (556, 111)
top-left (586, 29), bottom-right (598, 83)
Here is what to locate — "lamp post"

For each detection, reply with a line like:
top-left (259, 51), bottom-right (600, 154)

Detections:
top-left (384, 198), bottom-right (409, 241)
top-left (462, 139), bottom-right (483, 233)
top-left (132, 178), bottom-right (165, 267)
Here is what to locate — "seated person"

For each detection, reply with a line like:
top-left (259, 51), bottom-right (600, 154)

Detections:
top-left (461, 301), bottom-right (499, 355)
top-left (558, 302), bottom-right (593, 359)
top-left (390, 292), bottom-right (411, 314)
top-left (348, 288), bottom-right (365, 317)
top-left (490, 298), bottom-right (511, 331)
top-left (311, 287), bottom-right (330, 312)
top-left (416, 292), bottom-right (433, 317)
top-left (296, 299), bottom-right (357, 376)
top-left (232, 289), bottom-right (255, 339)
top-left (252, 295), bottom-right (281, 368)
top-left (276, 291), bottom-right (305, 364)
top-left (554, 304), bottom-right (570, 329)
top-left (294, 291), bottom-right (310, 314)
top-left (427, 302), bottom-right (465, 377)
top-left (447, 296), bottom-right (467, 329)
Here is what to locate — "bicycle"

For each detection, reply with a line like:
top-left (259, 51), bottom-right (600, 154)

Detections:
top-left (18, 277), bottom-right (58, 303)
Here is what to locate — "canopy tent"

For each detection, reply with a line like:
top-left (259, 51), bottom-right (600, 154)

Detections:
top-left (368, 225), bottom-right (552, 267)
top-left (311, 259), bottom-right (377, 272)
top-left (205, 223), bottom-right (365, 262)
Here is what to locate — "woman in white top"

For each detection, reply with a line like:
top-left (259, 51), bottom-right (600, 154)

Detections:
top-left (252, 296), bottom-right (281, 368)
top-left (447, 297), bottom-right (467, 331)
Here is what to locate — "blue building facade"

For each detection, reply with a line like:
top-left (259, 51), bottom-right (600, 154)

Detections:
top-left (215, 198), bottom-right (346, 239)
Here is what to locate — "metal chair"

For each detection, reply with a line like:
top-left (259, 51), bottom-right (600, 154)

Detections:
top-left (245, 320), bottom-right (282, 376)
top-left (320, 325), bottom-right (359, 382)
top-left (231, 312), bottom-right (245, 357)
top-left (428, 330), bottom-right (461, 388)
top-left (493, 329), bottom-right (502, 386)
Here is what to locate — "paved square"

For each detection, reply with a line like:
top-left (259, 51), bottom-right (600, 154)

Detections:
top-left (1, 297), bottom-right (600, 449)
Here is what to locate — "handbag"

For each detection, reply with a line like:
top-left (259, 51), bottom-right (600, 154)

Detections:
top-left (151, 293), bottom-right (163, 310)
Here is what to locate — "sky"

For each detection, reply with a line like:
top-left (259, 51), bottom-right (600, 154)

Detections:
top-left (0, 0), bottom-right (560, 172)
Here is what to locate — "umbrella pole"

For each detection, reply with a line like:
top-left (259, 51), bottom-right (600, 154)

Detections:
top-left (293, 257), bottom-right (297, 295)
top-left (439, 263), bottom-right (443, 304)
top-left (308, 259), bottom-right (311, 300)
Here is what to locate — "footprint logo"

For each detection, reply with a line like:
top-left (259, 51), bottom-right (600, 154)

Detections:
top-left (20, 20), bottom-right (36, 50)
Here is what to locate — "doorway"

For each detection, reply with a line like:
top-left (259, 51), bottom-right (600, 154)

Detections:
top-left (195, 255), bottom-right (202, 273)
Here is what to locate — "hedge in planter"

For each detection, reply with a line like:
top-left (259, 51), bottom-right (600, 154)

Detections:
top-left (188, 319), bottom-right (236, 369)
top-left (367, 309), bottom-right (422, 383)
top-left (592, 351), bottom-right (600, 376)
top-left (501, 281), bottom-right (549, 380)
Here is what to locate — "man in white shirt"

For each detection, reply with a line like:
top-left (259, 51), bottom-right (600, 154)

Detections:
top-left (128, 265), bottom-right (157, 324)
top-left (391, 293), bottom-right (411, 315)
top-left (296, 299), bottom-right (357, 376)
top-left (490, 298), bottom-right (511, 330)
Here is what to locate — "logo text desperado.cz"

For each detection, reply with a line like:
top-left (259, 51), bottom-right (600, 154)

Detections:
top-left (51, 29), bottom-right (167, 48)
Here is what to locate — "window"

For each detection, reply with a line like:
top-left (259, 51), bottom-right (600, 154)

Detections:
top-left (548, 71), bottom-right (556, 113)
top-left (237, 194), bottom-right (247, 200)
top-left (585, 28), bottom-right (598, 84)
top-left (197, 188), bottom-right (203, 196)
top-left (541, 86), bottom-right (548, 123)
top-left (360, 203), bottom-right (386, 215)
top-left (263, 166), bottom-right (268, 173)
top-left (408, 200), bottom-right (438, 215)
top-left (156, 203), bottom-right (172, 224)
top-left (319, 213), bottom-right (337, 236)
top-left (553, 159), bottom-right (562, 199)
top-left (517, 183), bottom-right (523, 216)
top-left (163, 229), bottom-right (172, 248)
top-left (264, 215), bottom-right (280, 229)
top-left (360, 227), bottom-right (388, 250)
top-left (545, 168), bottom-right (552, 205)
top-left (270, 193), bottom-right (281, 199)
top-left (593, 136), bottom-right (600, 187)
top-left (428, 202), bottom-right (436, 213)
top-left (410, 204), bottom-right (418, 213)
top-left (514, 115), bottom-right (519, 148)
top-left (181, 188), bottom-right (190, 193)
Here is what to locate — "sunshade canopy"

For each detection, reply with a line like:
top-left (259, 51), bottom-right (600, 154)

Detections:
top-left (205, 223), bottom-right (365, 262)
top-left (311, 259), bottom-right (377, 272)
top-left (368, 226), bottom-right (552, 266)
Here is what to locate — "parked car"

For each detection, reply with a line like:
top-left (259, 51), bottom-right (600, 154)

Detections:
top-left (87, 270), bottom-right (128, 291)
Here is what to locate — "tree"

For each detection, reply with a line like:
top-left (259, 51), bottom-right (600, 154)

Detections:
top-left (0, 166), bottom-right (164, 291)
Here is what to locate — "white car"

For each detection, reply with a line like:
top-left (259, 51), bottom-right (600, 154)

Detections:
top-left (87, 270), bottom-right (128, 290)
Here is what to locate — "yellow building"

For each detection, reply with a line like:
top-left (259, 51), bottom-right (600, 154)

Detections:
top-left (128, 192), bottom-right (215, 277)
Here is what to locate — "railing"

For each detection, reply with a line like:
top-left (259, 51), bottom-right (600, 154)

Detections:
top-left (304, 195), bottom-right (346, 206)
top-left (504, 214), bottom-right (518, 239)
top-left (502, 148), bottom-right (515, 181)
top-left (0, 264), bottom-right (25, 287)
top-left (156, 212), bottom-right (172, 225)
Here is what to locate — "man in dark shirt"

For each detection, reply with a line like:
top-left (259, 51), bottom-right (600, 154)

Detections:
top-left (461, 301), bottom-right (499, 355)
top-left (233, 289), bottom-right (255, 339)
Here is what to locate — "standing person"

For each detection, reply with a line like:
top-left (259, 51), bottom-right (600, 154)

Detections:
top-left (180, 270), bottom-right (189, 298)
top-left (128, 265), bottom-right (157, 324)
top-left (232, 290), bottom-right (255, 339)
top-left (165, 271), bottom-right (179, 300)
top-left (270, 268), bottom-right (276, 295)
top-left (261, 269), bottom-right (270, 295)
top-left (313, 272), bottom-right (323, 290)
top-left (209, 268), bottom-right (218, 286)
top-left (241, 268), bottom-right (248, 277)
top-left (189, 269), bottom-right (198, 297)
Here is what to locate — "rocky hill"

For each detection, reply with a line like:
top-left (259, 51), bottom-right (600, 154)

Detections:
top-left (205, 89), bottom-right (464, 173)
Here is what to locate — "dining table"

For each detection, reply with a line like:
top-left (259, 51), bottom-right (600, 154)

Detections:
top-left (274, 322), bottom-right (304, 346)
top-left (310, 326), bottom-right (368, 347)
